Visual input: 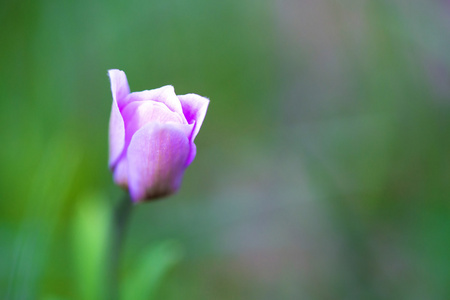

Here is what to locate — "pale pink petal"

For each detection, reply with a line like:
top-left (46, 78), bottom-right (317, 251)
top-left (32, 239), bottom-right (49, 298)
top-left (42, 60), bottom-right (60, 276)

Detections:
top-left (178, 93), bottom-right (209, 142)
top-left (108, 69), bottom-right (130, 167)
top-left (112, 156), bottom-right (128, 188)
top-left (125, 86), bottom-right (184, 117)
top-left (185, 142), bottom-right (197, 166)
top-left (108, 69), bottom-right (130, 109)
top-left (127, 122), bottom-right (191, 202)
top-left (108, 99), bottom-right (125, 168)
top-left (121, 100), bottom-right (185, 151)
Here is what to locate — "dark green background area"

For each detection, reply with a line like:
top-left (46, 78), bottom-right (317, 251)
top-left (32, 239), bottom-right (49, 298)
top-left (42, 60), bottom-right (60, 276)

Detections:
top-left (1, 0), bottom-right (449, 299)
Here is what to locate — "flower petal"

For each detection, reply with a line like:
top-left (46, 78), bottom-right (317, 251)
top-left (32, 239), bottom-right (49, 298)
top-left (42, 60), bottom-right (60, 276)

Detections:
top-left (177, 93), bottom-right (209, 142)
top-left (125, 85), bottom-right (184, 117)
top-left (112, 155), bottom-right (128, 188)
top-left (121, 100), bottom-right (185, 151)
top-left (185, 142), bottom-right (197, 166)
top-left (109, 99), bottom-right (125, 168)
top-left (108, 69), bottom-right (130, 109)
top-left (108, 69), bottom-right (129, 168)
top-left (127, 122), bottom-right (191, 202)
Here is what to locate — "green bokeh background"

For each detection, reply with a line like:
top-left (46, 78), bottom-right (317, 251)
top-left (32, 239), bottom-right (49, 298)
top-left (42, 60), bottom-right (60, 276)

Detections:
top-left (1, 0), bottom-right (450, 299)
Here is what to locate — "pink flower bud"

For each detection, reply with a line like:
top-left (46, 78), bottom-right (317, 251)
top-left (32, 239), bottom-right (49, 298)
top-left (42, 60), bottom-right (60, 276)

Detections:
top-left (108, 69), bottom-right (209, 202)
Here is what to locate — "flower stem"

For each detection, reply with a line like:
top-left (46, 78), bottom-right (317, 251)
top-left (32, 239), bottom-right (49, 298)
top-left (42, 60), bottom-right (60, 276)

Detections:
top-left (108, 193), bottom-right (132, 300)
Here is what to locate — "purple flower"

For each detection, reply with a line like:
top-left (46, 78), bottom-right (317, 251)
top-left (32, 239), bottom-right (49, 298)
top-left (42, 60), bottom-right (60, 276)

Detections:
top-left (108, 69), bottom-right (209, 202)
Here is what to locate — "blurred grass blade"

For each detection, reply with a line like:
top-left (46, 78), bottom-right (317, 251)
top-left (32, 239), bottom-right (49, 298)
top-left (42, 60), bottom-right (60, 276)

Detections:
top-left (72, 193), bottom-right (111, 300)
top-left (121, 241), bottom-right (183, 300)
top-left (6, 135), bottom-right (81, 300)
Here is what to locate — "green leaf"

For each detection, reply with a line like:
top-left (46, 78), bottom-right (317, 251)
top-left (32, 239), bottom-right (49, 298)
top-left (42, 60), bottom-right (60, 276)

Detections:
top-left (72, 193), bottom-right (111, 300)
top-left (121, 241), bottom-right (183, 300)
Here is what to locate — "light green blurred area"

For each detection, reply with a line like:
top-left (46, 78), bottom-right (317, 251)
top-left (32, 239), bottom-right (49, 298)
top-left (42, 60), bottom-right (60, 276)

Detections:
top-left (1, 0), bottom-right (450, 299)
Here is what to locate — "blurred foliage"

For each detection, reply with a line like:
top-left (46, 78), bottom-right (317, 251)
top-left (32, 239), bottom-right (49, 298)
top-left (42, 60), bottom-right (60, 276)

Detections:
top-left (72, 193), bottom-right (111, 300)
top-left (1, 0), bottom-right (449, 299)
top-left (121, 240), bottom-right (182, 300)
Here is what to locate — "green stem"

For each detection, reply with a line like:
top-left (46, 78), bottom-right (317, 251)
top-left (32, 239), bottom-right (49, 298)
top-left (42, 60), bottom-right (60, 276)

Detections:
top-left (108, 193), bottom-right (133, 300)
